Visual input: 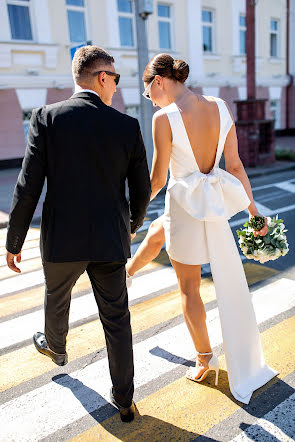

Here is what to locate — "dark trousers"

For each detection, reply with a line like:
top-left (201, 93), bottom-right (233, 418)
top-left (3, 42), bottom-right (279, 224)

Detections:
top-left (42, 260), bottom-right (134, 407)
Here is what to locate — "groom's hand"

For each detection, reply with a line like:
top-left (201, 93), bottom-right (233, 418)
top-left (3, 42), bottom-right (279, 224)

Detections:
top-left (6, 251), bottom-right (22, 273)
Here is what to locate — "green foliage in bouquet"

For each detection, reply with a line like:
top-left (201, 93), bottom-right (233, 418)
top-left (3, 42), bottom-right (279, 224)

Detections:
top-left (248, 215), bottom-right (265, 231)
top-left (236, 214), bottom-right (289, 264)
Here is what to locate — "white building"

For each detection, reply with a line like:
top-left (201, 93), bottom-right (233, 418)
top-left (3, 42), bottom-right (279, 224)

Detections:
top-left (0, 0), bottom-right (294, 162)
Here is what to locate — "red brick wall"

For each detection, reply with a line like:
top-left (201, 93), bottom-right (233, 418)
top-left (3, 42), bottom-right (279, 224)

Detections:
top-left (111, 88), bottom-right (125, 113)
top-left (256, 86), bottom-right (271, 119)
top-left (46, 88), bottom-right (73, 105)
top-left (219, 87), bottom-right (239, 120)
top-left (0, 89), bottom-right (25, 160)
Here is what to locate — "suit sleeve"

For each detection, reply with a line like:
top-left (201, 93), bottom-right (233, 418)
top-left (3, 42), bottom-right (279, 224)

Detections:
top-left (127, 120), bottom-right (151, 234)
top-left (6, 108), bottom-right (47, 254)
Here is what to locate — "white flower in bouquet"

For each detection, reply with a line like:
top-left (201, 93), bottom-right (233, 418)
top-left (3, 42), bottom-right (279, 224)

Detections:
top-left (236, 214), bottom-right (289, 264)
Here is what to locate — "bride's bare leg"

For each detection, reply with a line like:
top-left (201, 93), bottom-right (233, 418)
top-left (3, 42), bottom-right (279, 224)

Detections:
top-left (170, 258), bottom-right (213, 378)
top-left (126, 217), bottom-right (165, 276)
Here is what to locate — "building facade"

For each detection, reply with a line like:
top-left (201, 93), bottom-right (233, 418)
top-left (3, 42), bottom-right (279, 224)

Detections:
top-left (0, 0), bottom-right (294, 162)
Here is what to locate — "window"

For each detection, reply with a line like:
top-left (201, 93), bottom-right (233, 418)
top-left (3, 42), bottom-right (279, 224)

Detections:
top-left (66, 0), bottom-right (87, 43)
top-left (117, 0), bottom-right (134, 47)
top-left (270, 19), bottom-right (279, 57)
top-left (158, 4), bottom-right (172, 49)
top-left (7, 0), bottom-right (33, 41)
top-left (239, 14), bottom-right (246, 55)
top-left (202, 9), bottom-right (215, 53)
top-left (270, 100), bottom-right (281, 129)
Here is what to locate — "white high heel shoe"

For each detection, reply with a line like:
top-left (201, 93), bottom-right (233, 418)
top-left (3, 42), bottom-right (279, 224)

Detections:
top-left (186, 351), bottom-right (219, 386)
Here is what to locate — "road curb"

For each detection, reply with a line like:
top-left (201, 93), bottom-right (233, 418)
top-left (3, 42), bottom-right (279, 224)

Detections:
top-left (245, 162), bottom-right (295, 178)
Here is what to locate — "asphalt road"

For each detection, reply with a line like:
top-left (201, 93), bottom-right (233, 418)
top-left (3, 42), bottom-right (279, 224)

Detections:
top-left (0, 166), bottom-right (294, 441)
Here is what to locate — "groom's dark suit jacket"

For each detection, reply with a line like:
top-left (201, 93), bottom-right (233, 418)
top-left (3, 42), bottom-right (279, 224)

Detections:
top-left (6, 91), bottom-right (151, 262)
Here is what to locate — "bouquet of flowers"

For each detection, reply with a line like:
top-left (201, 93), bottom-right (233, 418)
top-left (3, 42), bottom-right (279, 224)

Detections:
top-left (236, 215), bottom-right (289, 264)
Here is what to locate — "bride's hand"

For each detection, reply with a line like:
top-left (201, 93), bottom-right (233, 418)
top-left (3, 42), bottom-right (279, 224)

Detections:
top-left (249, 213), bottom-right (269, 237)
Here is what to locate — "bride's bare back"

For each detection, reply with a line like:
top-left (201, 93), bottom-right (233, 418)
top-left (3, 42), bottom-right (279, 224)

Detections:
top-left (175, 94), bottom-right (222, 175)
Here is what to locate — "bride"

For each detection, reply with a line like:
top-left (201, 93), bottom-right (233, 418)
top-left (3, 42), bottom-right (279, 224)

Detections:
top-left (127, 53), bottom-right (278, 404)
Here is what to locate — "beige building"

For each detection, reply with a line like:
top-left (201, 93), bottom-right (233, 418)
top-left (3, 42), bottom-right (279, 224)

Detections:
top-left (0, 0), bottom-right (294, 162)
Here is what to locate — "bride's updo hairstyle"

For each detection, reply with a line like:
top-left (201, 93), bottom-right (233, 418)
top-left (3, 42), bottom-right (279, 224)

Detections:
top-left (143, 53), bottom-right (189, 84)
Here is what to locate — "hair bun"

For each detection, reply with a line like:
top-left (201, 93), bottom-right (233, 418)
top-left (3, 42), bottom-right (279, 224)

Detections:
top-left (172, 59), bottom-right (189, 83)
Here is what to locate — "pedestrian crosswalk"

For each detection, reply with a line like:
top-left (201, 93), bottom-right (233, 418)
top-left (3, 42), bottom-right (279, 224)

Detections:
top-left (0, 225), bottom-right (294, 441)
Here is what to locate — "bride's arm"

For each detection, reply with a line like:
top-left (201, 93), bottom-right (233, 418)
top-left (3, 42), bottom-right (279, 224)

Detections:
top-left (223, 105), bottom-right (268, 236)
top-left (150, 112), bottom-right (172, 201)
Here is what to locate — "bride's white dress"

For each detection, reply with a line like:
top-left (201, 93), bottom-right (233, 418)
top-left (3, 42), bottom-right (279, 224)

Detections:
top-left (161, 96), bottom-right (278, 404)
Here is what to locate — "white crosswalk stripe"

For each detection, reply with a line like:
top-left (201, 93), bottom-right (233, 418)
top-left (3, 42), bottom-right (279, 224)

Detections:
top-left (231, 393), bottom-right (295, 441)
top-left (1, 215), bottom-right (295, 442)
top-left (0, 266), bottom-right (177, 350)
top-left (0, 246), bottom-right (40, 267)
top-left (1, 277), bottom-right (295, 440)
top-left (0, 269), bottom-right (44, 297)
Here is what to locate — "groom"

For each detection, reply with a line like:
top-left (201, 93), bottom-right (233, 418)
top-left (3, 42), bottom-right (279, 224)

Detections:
top-left (5, 46), bottom-right (151, 422)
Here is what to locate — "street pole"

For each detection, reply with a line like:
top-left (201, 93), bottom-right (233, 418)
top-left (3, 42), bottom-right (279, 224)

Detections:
top-left (246, 0), bottom-right (256, 100)
top-left (134, 0), bottom-right (154, 170)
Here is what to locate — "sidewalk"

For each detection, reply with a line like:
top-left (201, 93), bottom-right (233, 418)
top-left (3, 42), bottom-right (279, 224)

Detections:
top-left (0, 159), bottom-right (295, 229)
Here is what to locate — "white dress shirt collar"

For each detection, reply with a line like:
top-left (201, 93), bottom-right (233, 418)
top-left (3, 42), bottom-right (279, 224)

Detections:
top-left (74, 88), bottom-right (100, 98)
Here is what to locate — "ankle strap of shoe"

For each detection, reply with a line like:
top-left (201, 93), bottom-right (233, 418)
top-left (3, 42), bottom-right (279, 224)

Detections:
top-left (196, 351), bottom-right (213, 355)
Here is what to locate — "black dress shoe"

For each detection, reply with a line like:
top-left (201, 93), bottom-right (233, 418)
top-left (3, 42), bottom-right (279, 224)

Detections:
top-left (110, 387), bottom-right (135, 422)
top-left (33, 332), bottom-right (68, 366)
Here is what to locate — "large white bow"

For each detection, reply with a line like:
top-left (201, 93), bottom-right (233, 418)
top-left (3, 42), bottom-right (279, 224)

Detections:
top-left (167, 167), bottom-right (251, 221)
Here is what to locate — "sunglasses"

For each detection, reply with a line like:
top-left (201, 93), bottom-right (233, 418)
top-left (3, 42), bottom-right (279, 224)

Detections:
top-left (142, 78), bottom-right (155, 100)
top-left (93, 70), bottom-right (120, 85)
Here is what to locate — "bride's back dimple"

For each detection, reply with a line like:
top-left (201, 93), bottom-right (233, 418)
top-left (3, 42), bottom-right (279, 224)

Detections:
top-left (176, 95), bottom-right (221, 174)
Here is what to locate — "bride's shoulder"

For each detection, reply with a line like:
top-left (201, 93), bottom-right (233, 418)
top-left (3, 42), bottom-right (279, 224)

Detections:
top-left (201, 95), bottom-right (222, 103)
top-left (152, 108), bottom-right (173, 137)
top-left (152, 104), bottom-right (175, 123)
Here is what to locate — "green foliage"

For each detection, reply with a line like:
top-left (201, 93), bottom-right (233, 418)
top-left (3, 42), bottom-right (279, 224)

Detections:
top-left (249, 215), bottom-right (265, 231)
top-left (275, 147), bottom-right (295, 162)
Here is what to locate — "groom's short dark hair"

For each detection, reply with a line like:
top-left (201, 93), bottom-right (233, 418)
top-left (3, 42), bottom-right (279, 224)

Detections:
top-left (72, 46), bottom-right (115, 83)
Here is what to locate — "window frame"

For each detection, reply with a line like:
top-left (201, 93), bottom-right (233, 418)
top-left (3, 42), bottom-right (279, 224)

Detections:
top-left (117, 0), bottom-right (135, 48)
top-left (66, 0), bottom-right (90, 44)
top-left (6, 0), bottom-right (35, 42)
top-left (157, 3), bottom-right (173, 50)
top-left (270, 18), bottom-right (280, 58)
top-left (201, 8), bottom-right (216, 55)
top-left (239, 13), bottom-right (246, 56)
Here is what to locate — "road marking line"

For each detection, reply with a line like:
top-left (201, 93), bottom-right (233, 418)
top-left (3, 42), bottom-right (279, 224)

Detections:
top-left (1, 279), bottom-right (294, 440)
top-left (0, 246), bottom-right (40, 266)
top-left (0, 263), bottom-right (278, 391)
top-left (0, 267), bottom-right (177, 350)
top-left (230, 393), bottom-right (295, 441)
top-left (0, 257), bottom-right (42, 281)
top-left (0, 238), bottom-right (40, 257)
top-left (275, 181), bottom-right (295, 194)
top-left (251, 178), bottom-right (295, 192)
top-left (0, 269), bottom-right (44, 298)
top-left (0, 228), bottom-right (40, 247)
top-left (71, 316), bottom-right (295, 442)
top-left (231, 203), bottom-right (295, 228)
